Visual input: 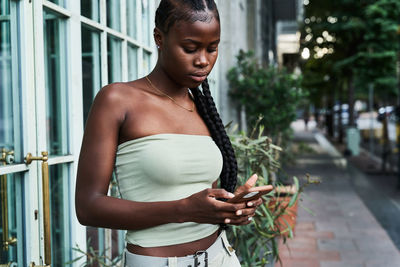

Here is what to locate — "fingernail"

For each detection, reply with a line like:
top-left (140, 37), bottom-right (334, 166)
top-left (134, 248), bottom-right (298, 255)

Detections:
top-left (247, 202), bottom-right (253, 206)
top-left (248, 217), bottom-right (253, 221)
top-left (236, 210), bottom-right (242, 216)
top-left (224, 218), bottom-right (231, 224)
top-left (228, 193), bottom-right (235, 198)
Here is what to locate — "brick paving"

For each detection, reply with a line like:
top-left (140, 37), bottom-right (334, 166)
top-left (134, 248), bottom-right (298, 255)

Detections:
top-left (275, 122), bottom-right (400, 267)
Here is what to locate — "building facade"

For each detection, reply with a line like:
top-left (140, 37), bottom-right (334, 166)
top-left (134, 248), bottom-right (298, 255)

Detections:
top-left (0, 0), bottom-right (278, 266)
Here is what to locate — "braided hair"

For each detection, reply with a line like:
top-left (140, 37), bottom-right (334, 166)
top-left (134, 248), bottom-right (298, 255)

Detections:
top-left (155, 0), bottom-right (238, 192)
top-left (191, 80), bottom-right (238, 192)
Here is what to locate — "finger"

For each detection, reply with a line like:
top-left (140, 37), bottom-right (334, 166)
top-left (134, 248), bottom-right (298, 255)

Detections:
top-left (244, 174), bottom-right (258, 188)
top-left (254, 198), bottom-right (263, 206)
top-left (218, 202), bottom-right (247, 212)
top-left (207, 189), bottom-right (235, 199)
top-left (247, 198), bottom-right (263, 207)
top-left (227, 216), bottom-right (254, 225)
top-left (209, 203), bottom-right (247, 221)
top-left (235, 208), bottom-right (256, 216)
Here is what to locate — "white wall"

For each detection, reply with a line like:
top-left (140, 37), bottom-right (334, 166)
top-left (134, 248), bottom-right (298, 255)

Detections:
top-left (216, 0), bottom-right (249, 129)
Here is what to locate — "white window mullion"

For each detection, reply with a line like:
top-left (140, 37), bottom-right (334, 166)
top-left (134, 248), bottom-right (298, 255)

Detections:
top-left (65, 4), bottom-right (84, 258)
top-left (121, 0), bottom-right (128, 82)
top-left (18, 0), bottom-right (40, 264)
top-left (32, 0), bottom-right (47, 263)
top-left (100, 0), bottom-right (108, 87)
top-left (80, 16), bottom-right (104, 31)
top-left (137, 0), bottom-right (144, 77)
top-left (42, 0), bottom-right (71, 18)
top-left (150, 0), bottom-right (156, 67)
top-left (103, 1), bottom-right (112, 262)
top-left (122, 40), bottom-right (128, 82)
top-left (121, 0), bottom-right (127, 35)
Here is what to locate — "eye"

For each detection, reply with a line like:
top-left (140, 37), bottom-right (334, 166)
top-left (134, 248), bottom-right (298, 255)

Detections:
top-left (208, 46), bottom-right (218, 53)
top-left (183, 47), bottom-right (197, 53)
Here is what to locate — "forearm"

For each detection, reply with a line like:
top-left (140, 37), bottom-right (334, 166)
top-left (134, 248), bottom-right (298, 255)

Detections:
top-left (76, 195), bottom-right (187, 230)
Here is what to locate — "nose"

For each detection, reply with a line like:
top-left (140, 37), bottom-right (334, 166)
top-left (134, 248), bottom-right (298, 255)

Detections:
top-left (194, 50), bottom-right (209, 68)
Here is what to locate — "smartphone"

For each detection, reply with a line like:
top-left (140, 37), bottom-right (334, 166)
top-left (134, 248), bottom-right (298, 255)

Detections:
top-left (228, 185), bottom-right (274, 203)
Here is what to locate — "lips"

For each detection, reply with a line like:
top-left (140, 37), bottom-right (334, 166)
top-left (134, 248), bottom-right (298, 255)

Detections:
top-left (189, 73), bottom-right (208, 83)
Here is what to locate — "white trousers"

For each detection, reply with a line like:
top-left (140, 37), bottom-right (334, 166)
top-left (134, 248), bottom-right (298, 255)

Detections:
top-left (123, 230), bottom-right (241, 267)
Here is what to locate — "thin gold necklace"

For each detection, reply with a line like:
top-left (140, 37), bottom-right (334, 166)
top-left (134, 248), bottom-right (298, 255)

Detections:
top-left (145, 76), bottom-right (195, 112)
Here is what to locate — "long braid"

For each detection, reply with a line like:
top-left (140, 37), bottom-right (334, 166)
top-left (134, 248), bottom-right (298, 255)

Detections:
top-left (191, 79), bottom-right (238, 192)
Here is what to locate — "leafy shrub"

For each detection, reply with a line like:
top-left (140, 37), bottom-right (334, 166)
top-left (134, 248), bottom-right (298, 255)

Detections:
top-left (227, 120), bottom-right (300, 266)
top-left (228, 50), bottom-right (304, 139)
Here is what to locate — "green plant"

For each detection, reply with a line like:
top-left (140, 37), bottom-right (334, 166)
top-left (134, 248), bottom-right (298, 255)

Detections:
top-left (228, 50), bottom-right (304, 140)
top-left (227, 119), bottom-right (299, 266)
top-left (67, 240), bottom-right (122, 267)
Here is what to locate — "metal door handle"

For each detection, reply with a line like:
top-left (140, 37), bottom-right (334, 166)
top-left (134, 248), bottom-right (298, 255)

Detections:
top-left (1, 149), bottom-right (14, 165)
top-left (25, 152), bottom-right (51, 266)
top-left (0, 149), bottom-right (17, 250)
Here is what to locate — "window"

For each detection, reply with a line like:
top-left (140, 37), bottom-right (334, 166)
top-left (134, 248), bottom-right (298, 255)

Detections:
top-left (81, 0), bottom-right (100, 22)
top-left (106, 0), bottom-right (121, 31)
top-left (80, 0), bottom-right (156, 262)
top-left (81, 25), bottom-right (101, 123)
top-left (127, 0), bottom-right (137, 39)
top-left (43, 8), bottom-right (69, 156)
top-left (128, 45), bottom-right (139, 80)
top-left (141, 0), bottom-right (151, 46)
top-left (107, 35), bottom-right (122, 83)
top-left (47, 0), bottom-right (66, 8)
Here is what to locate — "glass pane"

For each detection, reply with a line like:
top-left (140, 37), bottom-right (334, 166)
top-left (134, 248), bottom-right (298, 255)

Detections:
top-left (47, 0), bottom-right (66, 8)
top-left (143, 51), bottom-right (151, 75)
top-left (0, 172), bottom-right (25, 265)
top-left (0, 0), bottom-right (22, 159)
top-left (107, 35), bottom-right (122, 83)
top-left (43, 9), bottom-right (69, 156)
top-left (106, 0), bottom-right (120, 31)
top-left (85, 226), bottom-right (106, 267)
top-left (110, 179), bottom-right (124, 261)
top-left (128, 45), bottom-right (138, 80)
top-left (81, 0), bottom-right (100, 22)
top-left (81, 25), bottom-right (101, 124)
top-left (49, 164), bottom-right (71, 266)
top-left (0, 2), bottom-right (25, 265)
top-left (141, 0), bottom-right (150, 46)
top-left (127, 0), bottom-right (137, 39)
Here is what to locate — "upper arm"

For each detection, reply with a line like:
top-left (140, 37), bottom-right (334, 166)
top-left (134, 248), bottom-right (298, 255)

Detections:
top-left (76, 84), bottom-right (127, 205)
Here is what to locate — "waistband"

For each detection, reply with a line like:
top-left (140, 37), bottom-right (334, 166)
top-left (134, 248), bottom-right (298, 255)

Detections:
top-left (123, 230), bottom-right (235, 267)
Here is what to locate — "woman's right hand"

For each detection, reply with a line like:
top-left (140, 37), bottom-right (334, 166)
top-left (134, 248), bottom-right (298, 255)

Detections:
top-left (180, 188), bottom-right (256, 226)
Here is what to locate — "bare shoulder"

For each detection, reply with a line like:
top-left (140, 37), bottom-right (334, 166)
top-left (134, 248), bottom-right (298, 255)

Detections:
top-left (94, 80), bottom-right (151, 108)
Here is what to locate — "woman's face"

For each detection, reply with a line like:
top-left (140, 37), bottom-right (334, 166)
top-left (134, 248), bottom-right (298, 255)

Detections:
top-left (157, 13), bottom-right (220, 88)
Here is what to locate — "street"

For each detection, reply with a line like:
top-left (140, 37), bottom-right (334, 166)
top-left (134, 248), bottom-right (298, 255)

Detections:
top-left (277, 120), bottom-right (400, 267)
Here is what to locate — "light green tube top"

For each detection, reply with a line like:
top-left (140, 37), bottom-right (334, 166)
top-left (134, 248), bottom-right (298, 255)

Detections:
top-left (114, 133), bottom-right (223, 247)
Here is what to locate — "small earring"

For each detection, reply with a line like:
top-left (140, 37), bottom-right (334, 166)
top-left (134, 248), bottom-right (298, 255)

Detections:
top-left (157, 45), bottom-right (160, 49)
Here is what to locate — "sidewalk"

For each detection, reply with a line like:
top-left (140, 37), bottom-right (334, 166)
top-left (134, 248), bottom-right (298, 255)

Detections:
top-left (276, 121), bottom-right (400, 267)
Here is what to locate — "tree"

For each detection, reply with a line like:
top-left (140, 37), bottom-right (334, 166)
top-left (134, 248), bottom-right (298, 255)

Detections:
top-left (301, 0), bottom-right (400, 130)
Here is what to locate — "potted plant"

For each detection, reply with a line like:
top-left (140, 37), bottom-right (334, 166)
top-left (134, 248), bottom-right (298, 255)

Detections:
top-left (227, 119), bottom-right (301, 266)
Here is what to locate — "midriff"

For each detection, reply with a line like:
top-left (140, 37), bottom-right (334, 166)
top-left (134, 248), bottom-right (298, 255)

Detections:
top-left (126, 229), bottom-right (219, 257)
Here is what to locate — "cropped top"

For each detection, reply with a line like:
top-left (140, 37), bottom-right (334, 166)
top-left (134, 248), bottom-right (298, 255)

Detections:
top-left (114, 133), bottom-right (223, 247)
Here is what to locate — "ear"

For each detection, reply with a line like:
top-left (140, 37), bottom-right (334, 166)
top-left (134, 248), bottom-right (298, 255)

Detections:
top-left (154, 27), bottom-right (164, 49)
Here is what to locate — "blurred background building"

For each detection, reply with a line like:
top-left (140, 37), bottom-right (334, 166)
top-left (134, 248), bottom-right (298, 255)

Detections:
top-left (0, 0), bottom-right (301, 266)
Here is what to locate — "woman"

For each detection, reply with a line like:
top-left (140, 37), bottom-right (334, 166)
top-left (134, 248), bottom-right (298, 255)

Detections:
top-left (75, 0), bottom-right (263, 266)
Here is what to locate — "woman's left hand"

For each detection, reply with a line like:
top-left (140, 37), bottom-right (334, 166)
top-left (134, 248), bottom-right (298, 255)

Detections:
top-left (230, 174), bottom-right (264, 223)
